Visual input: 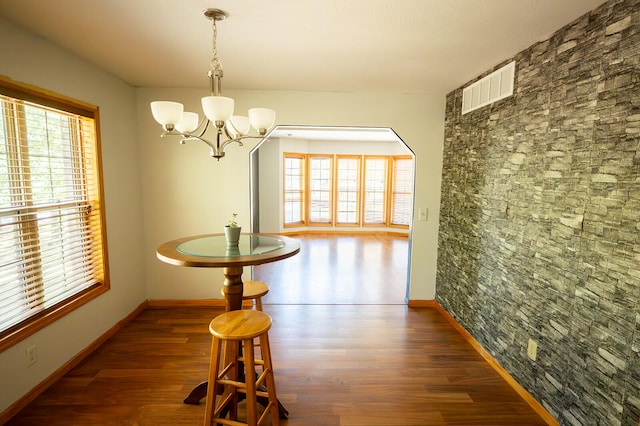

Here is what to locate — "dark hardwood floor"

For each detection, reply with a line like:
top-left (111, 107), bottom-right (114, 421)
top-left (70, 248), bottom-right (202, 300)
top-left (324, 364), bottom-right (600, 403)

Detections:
top-left (7, 305), bottom-right (547, 425)
top-left (6, 234), bottom-right (549, 425)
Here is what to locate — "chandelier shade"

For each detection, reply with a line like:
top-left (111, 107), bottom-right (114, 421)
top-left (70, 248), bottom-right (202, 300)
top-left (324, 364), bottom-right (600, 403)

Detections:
top-left (175, 112), bottom-right (200, 134)
top-left (201, 95), bottom-right (234, 122)
top-left (149, 8), bottom-right (276, 160)
top-left (249, 108), bottom-right (277, 133)
top-left (226, 115), bottom-right (251, 138)
top-left (150, 101), bottom-right (183, 130)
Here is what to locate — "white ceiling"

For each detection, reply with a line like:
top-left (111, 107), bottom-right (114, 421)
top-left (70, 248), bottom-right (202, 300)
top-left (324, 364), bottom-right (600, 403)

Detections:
top-left (0, 0), bottom-right (607, 95)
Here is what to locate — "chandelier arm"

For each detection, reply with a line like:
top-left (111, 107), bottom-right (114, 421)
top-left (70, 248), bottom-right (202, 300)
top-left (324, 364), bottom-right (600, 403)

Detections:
top-left (193, 117), bottom-right (212, 139)
top-left (177, 135), bottom-right (217, 152)
top-left (219, 138), bottom-right (244, 151)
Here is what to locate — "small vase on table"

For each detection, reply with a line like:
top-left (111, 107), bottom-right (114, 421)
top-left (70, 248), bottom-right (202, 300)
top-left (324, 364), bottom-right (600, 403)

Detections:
top-left (224, 213), bottom-right (241, 248)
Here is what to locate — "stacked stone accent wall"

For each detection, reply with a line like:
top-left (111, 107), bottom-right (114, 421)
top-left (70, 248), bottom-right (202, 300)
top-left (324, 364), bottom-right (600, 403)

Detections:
top-left (436, 1), bottom-right (640, 425)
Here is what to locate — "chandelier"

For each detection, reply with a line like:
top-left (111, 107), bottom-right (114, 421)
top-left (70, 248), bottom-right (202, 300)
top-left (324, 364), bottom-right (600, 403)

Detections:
top-left (150, 8), bottom-right (276, 160)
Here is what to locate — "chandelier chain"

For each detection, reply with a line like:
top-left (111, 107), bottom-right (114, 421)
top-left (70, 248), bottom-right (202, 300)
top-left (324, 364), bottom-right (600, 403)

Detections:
top-left (210, 18), bottom-right (222, 73)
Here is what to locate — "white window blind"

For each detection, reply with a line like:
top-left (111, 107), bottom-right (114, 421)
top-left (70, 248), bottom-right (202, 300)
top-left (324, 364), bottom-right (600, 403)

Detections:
top-left (0, 80), bottom-right (108, 349)
top-left (390, 157), bottom-right (413, 226)
top-left (363, 156), bottom-right (387, 225)
top-left (283, 155), bottom-right (305, 225)
top-left (308, 156), bottom-right (332, 224)
top-left (336, 156), bottom-right (360, 225)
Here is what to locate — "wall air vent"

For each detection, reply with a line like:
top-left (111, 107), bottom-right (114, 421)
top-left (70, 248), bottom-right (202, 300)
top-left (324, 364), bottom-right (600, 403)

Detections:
top-left (462, 61), bottom-right (515, 115)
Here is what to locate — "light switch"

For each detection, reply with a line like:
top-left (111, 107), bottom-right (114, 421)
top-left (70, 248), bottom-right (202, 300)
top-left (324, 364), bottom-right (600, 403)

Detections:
top-left (419, 208), bottom-right (428, 221)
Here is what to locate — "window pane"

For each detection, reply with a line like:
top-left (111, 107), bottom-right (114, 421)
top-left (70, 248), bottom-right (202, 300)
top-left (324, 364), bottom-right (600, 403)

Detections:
top-left (0, 219), bottom-right (28, 331)
top-left (336, 157), bottom-right (359, 225)
top-left (25, 106), bottom-right (76, 205)
top-left (309, 156), bottom-right (331, 223)
top-left (364, 157), bottom-right (387, 224)
top-left (284, 156), bottom-right (305, 224)
top-left (391, 157), bottom-right (413, 226)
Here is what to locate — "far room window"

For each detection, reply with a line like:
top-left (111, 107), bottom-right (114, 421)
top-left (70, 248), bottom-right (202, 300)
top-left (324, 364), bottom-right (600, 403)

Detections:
top-left (335, 155), bottom-right (361, 226)
top-left (363, 156), bottom-right (388, 225)
top-left (390, 156), bottom-right (413, 226)
top-left (0, 77), bottom-right (109, 351)
top-left (308, 155), bottom-right (333, 225)
top-left (282, 152), bottom-right (412, 230)
top-left (283, 153), bottom-right (305, 226)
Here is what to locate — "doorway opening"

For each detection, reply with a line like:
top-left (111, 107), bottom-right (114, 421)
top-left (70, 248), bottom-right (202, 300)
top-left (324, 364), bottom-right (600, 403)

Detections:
top-left (249, 125), bottom-right (415, 304)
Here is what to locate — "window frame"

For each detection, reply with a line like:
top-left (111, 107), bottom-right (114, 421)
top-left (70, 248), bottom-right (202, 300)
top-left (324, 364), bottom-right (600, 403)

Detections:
top-left (282, 152), bottom-right (306, 227)
top-left (389, 155), bottom-right (414, 228)
top-left (0, 76), bottom-right (109, 352)
top-left (306, 154), bottom-right (334, 226)
top-left (362, 155), bottom-right (389, 227)
top-left (334, 155), bottom-right (362, 227)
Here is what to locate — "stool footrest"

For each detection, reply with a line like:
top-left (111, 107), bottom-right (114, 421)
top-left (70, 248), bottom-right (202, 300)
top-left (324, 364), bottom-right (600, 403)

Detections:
top-left (217, 362), bottom-right (235, 380)
top-left (218, 378), bottom-right (247, 390)
top-left (255, 368), bottom-right (271, 389)
top-left (212, 418), bottom-right (249, 426)
top-left (257, 401), bottom-right (276, 425)
top-left (213, 392), bottom-right (234, 418)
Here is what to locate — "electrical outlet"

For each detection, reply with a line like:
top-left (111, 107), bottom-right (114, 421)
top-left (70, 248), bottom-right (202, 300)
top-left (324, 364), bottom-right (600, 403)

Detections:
top-left (527, 338), bottom-right (537, 361)
top-left (25, 345), bottom-right (38, 366)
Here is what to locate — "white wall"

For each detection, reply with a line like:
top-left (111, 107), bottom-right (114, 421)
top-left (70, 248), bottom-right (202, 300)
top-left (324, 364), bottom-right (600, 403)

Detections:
top-left (137, 88), bottom-right (445, 302)
top-left (0, 18), bottom-right (146, 413)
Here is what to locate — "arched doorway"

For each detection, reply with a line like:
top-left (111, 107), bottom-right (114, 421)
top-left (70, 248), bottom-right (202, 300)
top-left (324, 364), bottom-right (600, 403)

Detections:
top-left (249, 125), bottom-right (415, 304)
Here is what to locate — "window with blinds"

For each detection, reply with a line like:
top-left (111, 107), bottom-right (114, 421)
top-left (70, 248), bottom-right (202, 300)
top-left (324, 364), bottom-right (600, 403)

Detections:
top-left (390, 156), bottom-right (413, 226)
top-left (282, 152), bottom-right (412, 229)
top-left (283, 154), bottom-right (305, 225)
top-left (335, 156), bottom-right (361, 225)
top-left (308, 155), bottom-right (332, 225)
top-left (363, 156), bottom-right (388, 225)
top-left (0, 78), bottom-right (109, 351)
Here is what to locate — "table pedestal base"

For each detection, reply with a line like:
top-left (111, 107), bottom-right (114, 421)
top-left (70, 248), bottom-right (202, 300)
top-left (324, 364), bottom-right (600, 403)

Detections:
top-left (183, 380), bottom-right (289, 419)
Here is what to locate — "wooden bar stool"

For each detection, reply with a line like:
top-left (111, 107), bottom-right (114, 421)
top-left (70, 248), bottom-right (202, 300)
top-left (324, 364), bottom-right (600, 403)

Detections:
top-left (204, 310), bottom-right (279, 426)
top-left (221, 280), bottom-right (269, 311)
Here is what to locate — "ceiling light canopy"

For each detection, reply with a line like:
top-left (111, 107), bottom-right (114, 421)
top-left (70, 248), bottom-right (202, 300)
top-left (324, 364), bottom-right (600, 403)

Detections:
top-left (150, 8), bottom-right (276, 160)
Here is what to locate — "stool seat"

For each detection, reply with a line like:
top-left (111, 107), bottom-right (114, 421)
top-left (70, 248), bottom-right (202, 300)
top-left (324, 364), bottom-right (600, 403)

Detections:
top-left (242, 280), bottom-right (269, 300)
top-left (209, 309), bottom-right (271, 341)
top-left (221, 280), bottom-right (269, 311)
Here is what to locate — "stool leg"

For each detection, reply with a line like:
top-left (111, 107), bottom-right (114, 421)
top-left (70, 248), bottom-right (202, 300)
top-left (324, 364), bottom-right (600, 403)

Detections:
top-left (227, 341), bottom-right (240, 421)
top-left (255, 297), bottom-right (263, 311)
top-left (260, 332), bottom-right (279, 426)
top-left (243, 337), bottom-right (258, 425)
top-left (204, 336), bottom-right (221, 426)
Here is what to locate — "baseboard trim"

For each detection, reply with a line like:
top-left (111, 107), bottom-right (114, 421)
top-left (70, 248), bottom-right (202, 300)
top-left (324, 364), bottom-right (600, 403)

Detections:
top-left (407, 299), bottom-right (437, 307)
top-left (279, 230), bottom-right (409, 238)
top-left (147, 299), bottom-right (250, 308)
top-left (432, 301), bottom-right (559, 426)
top-left (0, 301), bottom-right (148, 425)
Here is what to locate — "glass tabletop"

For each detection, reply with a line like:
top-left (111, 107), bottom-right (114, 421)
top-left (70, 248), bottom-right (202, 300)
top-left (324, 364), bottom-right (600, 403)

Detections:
top-left (177, 234), bottom-right (286, 258)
